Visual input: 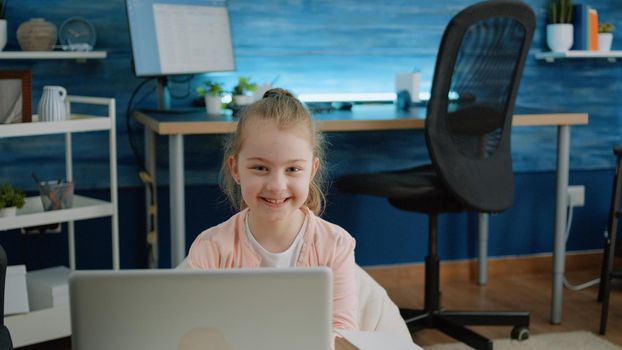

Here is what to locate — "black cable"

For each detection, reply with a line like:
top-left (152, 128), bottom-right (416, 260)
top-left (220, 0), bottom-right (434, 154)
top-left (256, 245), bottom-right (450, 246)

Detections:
top-left (125, 78), bottom-right (154, 173)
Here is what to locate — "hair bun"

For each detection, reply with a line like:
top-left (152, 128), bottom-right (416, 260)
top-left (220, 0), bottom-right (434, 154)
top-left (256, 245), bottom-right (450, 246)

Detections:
top-left (263, 88), bottom-right (293, 99)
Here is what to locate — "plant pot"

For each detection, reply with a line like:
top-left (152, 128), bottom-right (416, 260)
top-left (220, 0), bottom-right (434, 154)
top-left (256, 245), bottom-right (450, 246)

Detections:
top-left (598, 33), bottom-right (613, 51)
top-left (234, 95), bottom-right (255, 106)
top-left (0, 19), bottom-right (7, 51)
top-left (204, 95), bottom-right (222, 116)
top-left (547, 24), bottom-right (573, 52)
top-left (0, 206), bottom-right (17, 217)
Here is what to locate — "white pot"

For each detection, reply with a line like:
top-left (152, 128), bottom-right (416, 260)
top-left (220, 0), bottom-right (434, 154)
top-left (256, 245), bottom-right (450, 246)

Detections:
top-left (0, 19), bottom-right (7, 51)
top-left (234, 95), bottom-right (255, 106)
top-left (598, 33), bottom-right (613, 51)
top-left (204, 95), bottom-right (222, 116)
top-left (0, 206), bottom-right (17, 217)
top-left (547, 24), bottom-right (574, 52)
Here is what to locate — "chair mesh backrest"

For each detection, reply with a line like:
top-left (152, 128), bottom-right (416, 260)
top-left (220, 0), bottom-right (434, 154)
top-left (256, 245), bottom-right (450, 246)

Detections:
top-left (426, 0), bottom-right (535, 212)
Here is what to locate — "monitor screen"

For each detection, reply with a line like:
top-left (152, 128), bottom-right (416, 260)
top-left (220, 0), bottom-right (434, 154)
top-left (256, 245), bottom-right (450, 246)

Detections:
top-left (126, 0), bottom-right (235, 77)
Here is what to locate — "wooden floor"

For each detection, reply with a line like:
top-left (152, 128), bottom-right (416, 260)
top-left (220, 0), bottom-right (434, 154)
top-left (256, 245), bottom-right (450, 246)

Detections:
top-left (18, 267), bottom-right (622, 349)
top-left (381, 268), bottom-right (622, 348)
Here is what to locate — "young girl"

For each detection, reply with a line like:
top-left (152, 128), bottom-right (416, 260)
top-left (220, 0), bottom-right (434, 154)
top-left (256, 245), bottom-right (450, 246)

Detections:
top-left (185, 88), bottom-right (358, 332)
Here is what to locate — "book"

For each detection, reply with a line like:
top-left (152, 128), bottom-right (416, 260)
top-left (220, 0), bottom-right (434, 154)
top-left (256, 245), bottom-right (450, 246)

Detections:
top-left (588, 8), bottom-right (599, 51)
top-left (571, 4), bottom-right (589, 50)
top-left (335, 330), bottom-right (423, 350)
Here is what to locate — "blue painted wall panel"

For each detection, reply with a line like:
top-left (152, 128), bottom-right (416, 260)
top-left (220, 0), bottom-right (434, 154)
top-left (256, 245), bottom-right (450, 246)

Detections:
top-left (0, 0), bottom-right (620, 267)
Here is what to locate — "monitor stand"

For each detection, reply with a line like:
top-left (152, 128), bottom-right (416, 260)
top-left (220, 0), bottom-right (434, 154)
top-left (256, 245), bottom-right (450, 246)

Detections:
top-left (156, 76), bottom-right (171, 110)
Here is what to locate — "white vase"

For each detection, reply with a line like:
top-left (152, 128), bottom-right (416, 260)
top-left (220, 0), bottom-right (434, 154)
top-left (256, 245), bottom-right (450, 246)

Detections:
top-left (38, 85), bottom-right (67, 122)
top-left (204, 95), bottom-right (222, 116)
top-left (0, 206), bottom-right (17, 217)
top-left (0, 19), bottom-right (7, 51)
top-left (598, 33), bottom-right (613, 51)
top-left (234, 95), bottom-right (254, 106)
top-left (547, 24), bottom-right (574, 52)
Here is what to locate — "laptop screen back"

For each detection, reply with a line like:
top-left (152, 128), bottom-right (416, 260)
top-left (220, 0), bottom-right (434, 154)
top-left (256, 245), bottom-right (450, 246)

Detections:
top-left (70, 268), bottom-right (332, 350)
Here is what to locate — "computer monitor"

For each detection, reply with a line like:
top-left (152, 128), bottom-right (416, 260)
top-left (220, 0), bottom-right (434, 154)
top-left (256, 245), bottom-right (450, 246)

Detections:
top-left (125, 0), bottom-right (235, 77)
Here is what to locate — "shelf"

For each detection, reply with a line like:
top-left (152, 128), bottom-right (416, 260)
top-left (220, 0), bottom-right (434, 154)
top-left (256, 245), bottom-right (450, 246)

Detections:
top-left (535, 50), bottom-right (622, 62)
top-left (0, 50), bottom-right (107, 60)
top-left (0, 114), bottom-right (113, 138)
top-left (5, 305), bottom-right (70, 347)
top-left (0, 195), bottom-right (114, 231)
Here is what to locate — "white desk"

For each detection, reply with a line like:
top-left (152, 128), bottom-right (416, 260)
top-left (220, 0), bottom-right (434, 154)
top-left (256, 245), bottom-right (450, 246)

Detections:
top-left (133, 104), bottom-right (588, 324)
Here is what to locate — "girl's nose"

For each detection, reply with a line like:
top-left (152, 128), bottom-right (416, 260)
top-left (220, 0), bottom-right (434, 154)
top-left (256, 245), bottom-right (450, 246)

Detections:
top-left (265, 172), bottom-right (287, 191)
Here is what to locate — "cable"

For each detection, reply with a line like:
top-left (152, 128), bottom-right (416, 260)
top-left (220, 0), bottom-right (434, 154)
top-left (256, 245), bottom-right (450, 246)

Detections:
top-left (563, 193), bottom-right (601, 291)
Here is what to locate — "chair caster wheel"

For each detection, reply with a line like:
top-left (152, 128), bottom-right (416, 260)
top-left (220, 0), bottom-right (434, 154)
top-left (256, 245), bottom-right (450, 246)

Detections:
top-left (511, 326), bottom-right (529, 341)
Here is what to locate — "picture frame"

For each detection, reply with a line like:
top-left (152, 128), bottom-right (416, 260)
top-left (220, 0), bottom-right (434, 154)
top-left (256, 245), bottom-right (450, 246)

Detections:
top-left (0, 70), bottom-right (32, 124)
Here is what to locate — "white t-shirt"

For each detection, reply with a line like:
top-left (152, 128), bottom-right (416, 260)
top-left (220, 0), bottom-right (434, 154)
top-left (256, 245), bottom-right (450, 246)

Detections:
top-left (245, 213), bottom-right (307, 267)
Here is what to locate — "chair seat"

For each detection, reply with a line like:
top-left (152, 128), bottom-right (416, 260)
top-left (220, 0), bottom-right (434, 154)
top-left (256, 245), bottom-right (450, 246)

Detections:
top-left (335, 164), bottom-right (467, 214)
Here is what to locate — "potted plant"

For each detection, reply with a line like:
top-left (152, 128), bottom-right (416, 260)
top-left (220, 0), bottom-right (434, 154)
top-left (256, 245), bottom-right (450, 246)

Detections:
top-left (598, 22), bottom-right (615, 51)
top-left (0, 0), bottom-right (8, 51)
top-left (547, 0), bottom-right (573, 52)
top-left (197, 81), bottom-right (224, 116)
top-left (0, 182), bottom-right (26, 217)
top-left (232, 76), bottom-right (257, 106)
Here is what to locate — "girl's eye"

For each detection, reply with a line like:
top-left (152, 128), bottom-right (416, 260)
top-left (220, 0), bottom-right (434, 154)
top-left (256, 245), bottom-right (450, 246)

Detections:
top-left (287, 167), bottom-right (302, 173)
top-left (251, 165), bottom-right (268, 171)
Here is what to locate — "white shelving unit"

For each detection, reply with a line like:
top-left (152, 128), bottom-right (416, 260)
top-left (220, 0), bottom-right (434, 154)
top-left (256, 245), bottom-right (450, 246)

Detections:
top-left (0, 95), bottom-right (119, 348)
top-left (0, 51), bottom-right (107, 61)
top-left (535, 50), bottom-right (622, 62)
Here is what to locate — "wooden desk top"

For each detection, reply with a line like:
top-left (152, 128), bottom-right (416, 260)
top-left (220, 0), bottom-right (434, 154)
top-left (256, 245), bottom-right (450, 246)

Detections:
top-left (133, 104), bottom-right (589, 136)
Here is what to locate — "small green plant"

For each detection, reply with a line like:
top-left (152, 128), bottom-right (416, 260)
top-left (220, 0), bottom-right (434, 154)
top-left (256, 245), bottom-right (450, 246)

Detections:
top-left (0, 183), bottom-right (26, 209)
top-left (0, 0), bottom-right (7, 20)
top-left (232, 76), bottom-right (257, 96)
top-left (548, 0), bottom-right (572, 24)
top-left (196, 81), bottom-right (224, 97)
top-left (599, 22), bottom-right (615, 33)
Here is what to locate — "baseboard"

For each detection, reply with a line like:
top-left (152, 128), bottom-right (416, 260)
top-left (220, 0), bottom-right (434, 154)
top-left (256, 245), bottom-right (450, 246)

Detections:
top-left (363, 250), bottom-right (604, 289)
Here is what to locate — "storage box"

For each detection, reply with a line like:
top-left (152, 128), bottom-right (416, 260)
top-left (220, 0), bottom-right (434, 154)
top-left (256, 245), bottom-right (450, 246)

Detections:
top-left (26, 266), bottom-right (70, 311)
top-left (395, 72), bottom-right (421, 102)
top-left (4, 265), bottom-right (30, 315)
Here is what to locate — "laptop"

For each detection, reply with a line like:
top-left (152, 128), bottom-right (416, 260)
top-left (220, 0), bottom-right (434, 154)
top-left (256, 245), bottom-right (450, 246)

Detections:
top-left (69, 268), bottom-right (332, 350)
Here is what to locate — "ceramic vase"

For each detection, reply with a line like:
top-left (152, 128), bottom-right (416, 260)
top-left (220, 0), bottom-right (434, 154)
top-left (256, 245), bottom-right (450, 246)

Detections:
top-left (204, 95), bottom-right (222, 116)
top-left (17, 18), bottom-right (57, 51)
top-left (546, 24), bottom-right (573, 52)
top-left (0, 19), bottom-right (7, 51)
top-left (38, 86), bottom-right (67, 122)
top-left (598, 33), bottom-right (613, 51)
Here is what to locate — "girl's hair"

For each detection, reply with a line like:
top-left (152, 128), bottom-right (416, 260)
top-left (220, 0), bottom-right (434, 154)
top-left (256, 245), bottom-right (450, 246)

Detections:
top-left (219, 88), bottom-right (327, 215)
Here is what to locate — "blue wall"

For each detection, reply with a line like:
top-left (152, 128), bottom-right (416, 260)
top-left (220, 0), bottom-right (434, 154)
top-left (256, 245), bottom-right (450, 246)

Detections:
top-left (0, 0), bottom-right (620, 268)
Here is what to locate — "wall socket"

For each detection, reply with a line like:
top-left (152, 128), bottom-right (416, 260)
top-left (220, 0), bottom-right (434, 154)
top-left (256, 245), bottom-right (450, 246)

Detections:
top-left (568, 185), bottom-right (585, 207)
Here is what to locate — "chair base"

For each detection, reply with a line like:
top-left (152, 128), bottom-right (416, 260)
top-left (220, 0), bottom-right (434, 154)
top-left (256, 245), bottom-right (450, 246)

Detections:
top-left (401, 308), bottom-right (530, 350)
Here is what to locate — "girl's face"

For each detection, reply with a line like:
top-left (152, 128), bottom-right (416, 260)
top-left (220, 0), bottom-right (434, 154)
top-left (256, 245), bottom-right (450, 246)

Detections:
top-left (228, 119), bottom-right (319, 225)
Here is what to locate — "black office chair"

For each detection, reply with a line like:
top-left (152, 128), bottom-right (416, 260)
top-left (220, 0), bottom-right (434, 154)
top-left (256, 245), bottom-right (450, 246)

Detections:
top-left (334, 1), bottom-right (534, 349)
top-left (598, 146), bottom-right (622, 335)
top-left (0, 244), bottom-right (14, 350)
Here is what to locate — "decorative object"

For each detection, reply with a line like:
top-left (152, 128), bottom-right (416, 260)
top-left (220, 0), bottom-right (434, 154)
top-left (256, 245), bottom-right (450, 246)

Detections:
top-left (0, 70), bottom-right (32, 123)
top-left (197, 81), bottom-right (224, 116)
top-left (38, 85), bottom-right (67, 122)
top-left (547, 0), bottom-right (573, 52)
top-left (36, 179), bottom-right (74, 211)
top-left (17, 18), bottom-right (57, 51)
top-left (58, 17), bottom-right (96, 51)
top-left (598, 22), bottom-right (615, 52)
top-left (0, 0), bottom-right (7, 51)
top-left (0, 183), bottom-right (26, 217)
top-left (232, 76), bottom-right (257, 106)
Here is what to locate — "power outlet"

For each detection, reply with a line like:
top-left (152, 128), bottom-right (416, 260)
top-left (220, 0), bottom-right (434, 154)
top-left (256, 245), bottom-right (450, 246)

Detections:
top-left (568, 185), bottom-right (585, 207)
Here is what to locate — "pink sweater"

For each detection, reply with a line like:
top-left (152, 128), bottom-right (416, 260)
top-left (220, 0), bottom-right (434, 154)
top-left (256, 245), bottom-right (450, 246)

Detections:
top-left (186, 207), bottom-right (358, 331)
